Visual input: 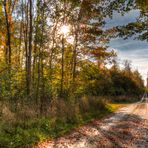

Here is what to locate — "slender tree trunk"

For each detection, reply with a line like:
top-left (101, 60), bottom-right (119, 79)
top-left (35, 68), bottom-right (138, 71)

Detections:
top-left (60, 36), bottom-right (65, 97)
top-left (18, 1), bottom-right (24, 66)
top-left (24, 1), bottom-right (29, 95)
top-left (3, 0), bottom-right (11, 68)
top-left (72, 29), bottom-right (78, 84)
top-left (27, 0), bottom-right (33, 95)
top-left (32, 22), bottom-right (38, 89)
top-left (3, 0), bottom-right (12, 94)
top-left (36, 50), bottom-right (40, 107)
top-left (49, 21), bottom-right (58, 77)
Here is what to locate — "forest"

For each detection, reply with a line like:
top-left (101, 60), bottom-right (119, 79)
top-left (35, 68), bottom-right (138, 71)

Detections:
top-left (0, 0), bottom-right (147, 147)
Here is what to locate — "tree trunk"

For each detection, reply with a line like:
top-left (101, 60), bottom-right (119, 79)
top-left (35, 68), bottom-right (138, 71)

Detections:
top-left (3, 0), bottom-right (11, 68)
top-left (27, 0), bottom-right (33, 95)
top-left (60, 36), bottom-right (65, 97)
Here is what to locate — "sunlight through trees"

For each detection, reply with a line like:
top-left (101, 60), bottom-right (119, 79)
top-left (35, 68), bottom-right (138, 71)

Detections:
top-left (0, 0), bottom-right (147, 147)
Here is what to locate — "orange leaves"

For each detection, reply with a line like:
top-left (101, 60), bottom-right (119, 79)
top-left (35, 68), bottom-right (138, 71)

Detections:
top-left (91, 47), bottom-right (107, 57)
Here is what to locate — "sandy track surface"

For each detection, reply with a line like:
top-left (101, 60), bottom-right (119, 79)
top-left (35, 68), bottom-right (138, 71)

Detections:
top-left (36, 103), bottom-right (148, 148)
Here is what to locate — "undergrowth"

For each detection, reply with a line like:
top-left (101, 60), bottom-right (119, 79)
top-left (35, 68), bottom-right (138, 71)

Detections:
top-left (0, 98), bottom-right (123, 148)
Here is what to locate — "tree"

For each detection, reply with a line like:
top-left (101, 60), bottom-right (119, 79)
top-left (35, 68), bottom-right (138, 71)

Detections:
top-left (0, 0), bottom-right (145, 117)
top-left (116, 0), bottom-right (148, 41)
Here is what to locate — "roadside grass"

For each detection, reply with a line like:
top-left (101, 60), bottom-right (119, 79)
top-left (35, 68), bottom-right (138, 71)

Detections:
top-left (0, 103), bottom-right (124, 148)
top-left (107, 103), bottom-right (125, 111)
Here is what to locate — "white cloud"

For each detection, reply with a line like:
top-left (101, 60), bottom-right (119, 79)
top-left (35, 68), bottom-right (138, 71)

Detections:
top-left (105, 9), bottom-right (148, 84)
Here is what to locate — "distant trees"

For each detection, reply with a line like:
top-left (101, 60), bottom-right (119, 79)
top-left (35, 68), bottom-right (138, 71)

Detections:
top-left (110, 60), bottom-right (144, 97)
top-left (81, 59), bottom-right (144, 98)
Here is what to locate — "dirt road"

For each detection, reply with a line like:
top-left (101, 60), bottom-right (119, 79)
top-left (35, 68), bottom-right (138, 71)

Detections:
top-left (37, 103), bottom-right (148, 148)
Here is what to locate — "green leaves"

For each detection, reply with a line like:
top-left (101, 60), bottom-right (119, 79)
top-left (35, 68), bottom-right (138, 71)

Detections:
top-left (116, 22), bottom-right (148, 41)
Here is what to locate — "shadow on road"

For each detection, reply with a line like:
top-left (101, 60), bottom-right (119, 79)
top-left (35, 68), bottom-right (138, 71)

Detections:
top-left (37, 106), bottom-right (148, 148)
top-left (89, 113), bottom-right (148, 147)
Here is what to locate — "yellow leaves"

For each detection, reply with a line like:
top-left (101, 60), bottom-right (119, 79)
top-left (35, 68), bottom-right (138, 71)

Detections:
top-left (136, 0), bottom-right (148, 12)
top-left (0, 31), bottom-right (6, 50)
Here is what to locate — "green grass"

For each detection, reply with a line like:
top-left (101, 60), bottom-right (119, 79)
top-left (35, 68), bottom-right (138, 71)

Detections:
top-left (0, 103), bottom-right (123, 148)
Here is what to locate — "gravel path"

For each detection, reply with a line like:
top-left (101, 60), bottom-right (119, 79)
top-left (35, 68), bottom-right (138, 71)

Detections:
top-left (36, 103), bottom-right (148, 148)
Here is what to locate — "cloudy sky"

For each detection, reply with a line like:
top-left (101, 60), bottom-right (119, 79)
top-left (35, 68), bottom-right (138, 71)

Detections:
top-left (106, 10), bottom-right (148, 84)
